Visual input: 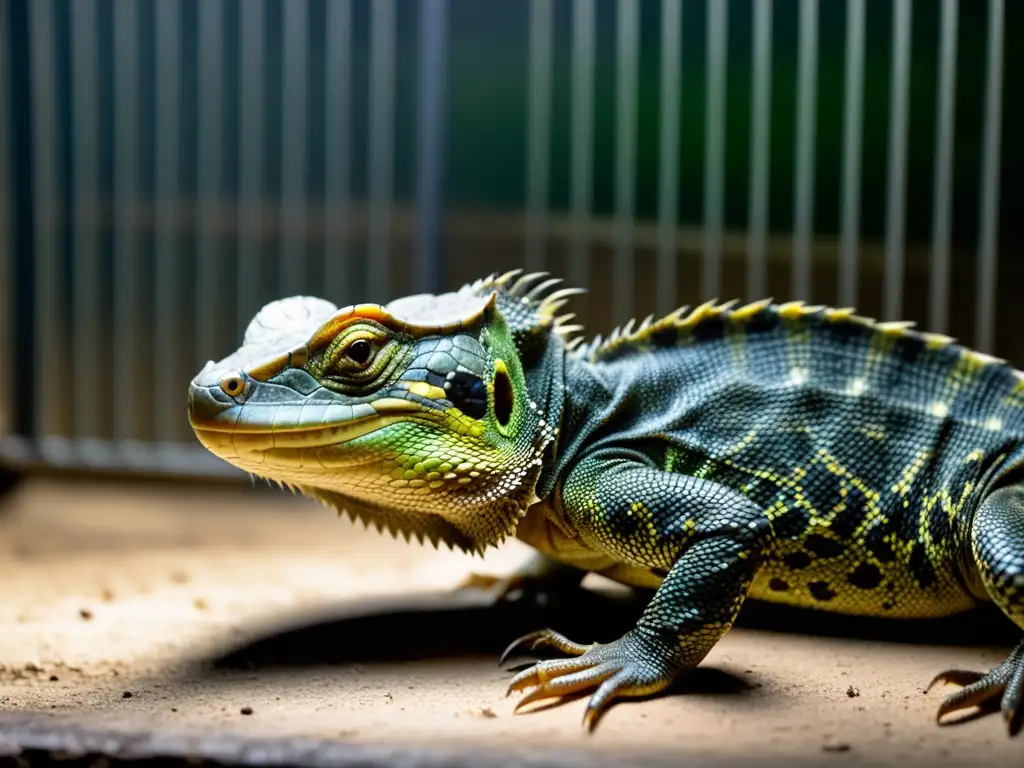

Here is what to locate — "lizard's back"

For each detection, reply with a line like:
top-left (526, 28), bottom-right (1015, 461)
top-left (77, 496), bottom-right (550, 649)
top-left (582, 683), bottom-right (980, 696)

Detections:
top-left (569, 301), bottom-right (1024, 619)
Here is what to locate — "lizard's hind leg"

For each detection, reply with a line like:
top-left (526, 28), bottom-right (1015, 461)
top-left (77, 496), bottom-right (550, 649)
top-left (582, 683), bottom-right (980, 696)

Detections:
top-left (930, 483), bottom-right (1024, 735)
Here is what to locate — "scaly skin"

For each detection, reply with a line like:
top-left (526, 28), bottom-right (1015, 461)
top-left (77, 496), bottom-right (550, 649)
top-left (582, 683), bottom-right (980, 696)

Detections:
top-left (188, 271), bottom-right (1024, 733)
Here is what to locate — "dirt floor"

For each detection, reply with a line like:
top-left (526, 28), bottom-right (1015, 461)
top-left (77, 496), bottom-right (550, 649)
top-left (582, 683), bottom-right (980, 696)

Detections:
top-left (0, 474), bottom-right (1019, 766)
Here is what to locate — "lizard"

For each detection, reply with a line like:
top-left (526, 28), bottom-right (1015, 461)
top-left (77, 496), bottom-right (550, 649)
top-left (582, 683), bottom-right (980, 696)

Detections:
top-left (187, 269), bottom-right (1024, 733)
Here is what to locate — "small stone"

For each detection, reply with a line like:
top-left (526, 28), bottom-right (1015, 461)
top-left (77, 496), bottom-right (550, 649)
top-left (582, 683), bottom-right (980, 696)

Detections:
top-left (48, 675), bottom-right (58, 682)
top-left (78, 608), bottom-right (93, 621)
top-left (846, 686), bottom-right (860, 698)
top-left (822, 743), bottom-right (851, 753)
top-left (122, 691), bottom-right (133, 699)
top-left (240, 706), bottom-right (254, 716)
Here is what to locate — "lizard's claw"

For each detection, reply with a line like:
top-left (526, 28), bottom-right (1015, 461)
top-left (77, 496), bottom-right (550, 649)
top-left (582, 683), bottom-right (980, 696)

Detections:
top-left (928, 641), bottom-right (1024, 735)
top-left (499, 628), bottom-right (594, 665)
top-left (502, 628), bottom-right (676, 731)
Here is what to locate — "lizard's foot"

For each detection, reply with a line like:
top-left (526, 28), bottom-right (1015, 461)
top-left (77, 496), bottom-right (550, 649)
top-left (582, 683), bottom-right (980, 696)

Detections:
top-left (501, 627), bottom-right (678, 731)
top-left (454, 555), bottom-right (585, 605)
top-left (928, 641), bottom-right (1024, 735)
top-left (454, 572), bottom-right (514, 593)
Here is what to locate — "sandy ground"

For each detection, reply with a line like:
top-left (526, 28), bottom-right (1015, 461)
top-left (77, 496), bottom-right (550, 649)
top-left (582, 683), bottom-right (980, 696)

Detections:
top-left (0, 475), bottom-right (1019, 766)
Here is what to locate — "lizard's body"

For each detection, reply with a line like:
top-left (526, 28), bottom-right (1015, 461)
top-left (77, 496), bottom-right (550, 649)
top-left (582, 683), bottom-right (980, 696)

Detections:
top-left (520, 304), bottom-right (1024, 620)
top-left (188, 271), bottom-right (1024, 732)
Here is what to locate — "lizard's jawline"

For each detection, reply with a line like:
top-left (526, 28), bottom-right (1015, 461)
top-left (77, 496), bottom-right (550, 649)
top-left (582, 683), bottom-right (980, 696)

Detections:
top-left (190, 413), bottom-right (422, 459)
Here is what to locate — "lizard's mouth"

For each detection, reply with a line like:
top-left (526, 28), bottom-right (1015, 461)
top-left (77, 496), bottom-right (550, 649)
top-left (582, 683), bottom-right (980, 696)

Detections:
top-left (187, 374), bottom-right (429, 468)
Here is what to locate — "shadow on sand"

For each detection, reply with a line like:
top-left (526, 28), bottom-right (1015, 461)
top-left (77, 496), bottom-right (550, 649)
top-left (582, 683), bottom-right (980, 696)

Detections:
top-left (207, 583), bottom-right (1019, 674)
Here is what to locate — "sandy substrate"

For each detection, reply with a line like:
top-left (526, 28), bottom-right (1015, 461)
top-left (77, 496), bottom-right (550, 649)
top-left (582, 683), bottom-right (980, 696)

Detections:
top-left (0, 474), bottom-right (1018, 766)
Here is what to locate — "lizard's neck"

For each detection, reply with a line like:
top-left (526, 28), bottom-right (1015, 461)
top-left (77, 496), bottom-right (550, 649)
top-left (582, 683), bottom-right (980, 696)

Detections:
top-left (527, 339), bottom-right (614, 501)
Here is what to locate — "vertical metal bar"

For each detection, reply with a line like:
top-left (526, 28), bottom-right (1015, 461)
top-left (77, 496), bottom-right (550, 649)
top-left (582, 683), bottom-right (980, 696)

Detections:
top-left (238, 0), bottom-right (264, 332)
top-left (324, 0), bottom-right (351, 304)
top-left (568, 0), bottom-right (595, 294)
top-left (747, 0), bottom-right (771, 300)
top-left (883, 0), bottom-right (912, 320)
top-left (975, 0), bottom-right (1003, 353)
top-left (656, 0), bottom-right (682, 317)
top-left (614, 0), bottom-right (639, 323)
top-left (792, 0), bottom-right (817, 301)
top-left (28, 0), bottom-right (59, 438)
top-left (113, 0), bottom-right (140, 442)
top-left (280, 0), bottom-right (308, 294)
top-left (838, 0), bottom-right (865, 308)
top-left (368, 0), bottom-right (396, 301)
top-left (416, 0), bottom-right (448, 294)
top-left (0, 0), bottom-right (10, 436)
top-left (154, 0), bottom-right (181, 442)
top-left (525, 0), bottom-right (552, 273)
top-left (196, 0), bottom-right (223, 364)
top-left (703, 0), bottom-right (727, 299)
top-left (928, 0), bottom-right (958, 334)
top-left (70, 0), bottom-right (100, 440)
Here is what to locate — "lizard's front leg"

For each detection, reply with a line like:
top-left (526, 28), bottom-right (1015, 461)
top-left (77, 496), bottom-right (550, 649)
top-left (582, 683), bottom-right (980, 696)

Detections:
top-left (503, 451), bottom-right (771, 729)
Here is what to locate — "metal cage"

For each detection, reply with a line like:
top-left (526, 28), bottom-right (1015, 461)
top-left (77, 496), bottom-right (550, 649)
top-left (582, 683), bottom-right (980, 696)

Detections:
top-left (0, 0), bottom-right (1015, 478)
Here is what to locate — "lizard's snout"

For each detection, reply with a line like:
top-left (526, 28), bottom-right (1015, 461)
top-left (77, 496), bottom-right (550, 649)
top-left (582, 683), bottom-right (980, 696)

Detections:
top-left (187, 375), bottom-right (244, 429)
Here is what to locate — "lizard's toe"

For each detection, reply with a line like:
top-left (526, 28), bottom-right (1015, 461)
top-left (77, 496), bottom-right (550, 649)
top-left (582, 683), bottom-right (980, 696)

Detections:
top-left (499, 628), bottom-right (594, 666)
top-left (504, 629), bottom-right (677, 730)
top-left (930, 641), bottom-right (1024, 735)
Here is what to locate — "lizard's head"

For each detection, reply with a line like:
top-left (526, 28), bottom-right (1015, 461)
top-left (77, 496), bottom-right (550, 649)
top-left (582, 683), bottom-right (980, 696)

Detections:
top-left (187, 270), bottom-right (583, 553)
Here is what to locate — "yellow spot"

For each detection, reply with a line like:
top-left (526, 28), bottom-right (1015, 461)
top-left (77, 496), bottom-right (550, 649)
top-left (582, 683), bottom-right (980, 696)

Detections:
top-left (404, 381), bottom-right (448, 400)
top-left (373, 397), bottom-right (421, 414)
top-left (856, 424), bottom-right (885, 441)
top-left (787, 367), bottom-right (808, 386)
top-left (847, 377), bottom-right (867, 397)
top-left (777, 301), bottom-right (807, 320)
top-left (928, 401), bottom-right (950, 419)
top-left (984, 416), bottom-right (1003, 431)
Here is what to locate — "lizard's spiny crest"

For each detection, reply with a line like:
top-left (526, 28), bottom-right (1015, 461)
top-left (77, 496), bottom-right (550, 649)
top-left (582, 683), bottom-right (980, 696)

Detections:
top-left (457, 269), bottom-right (587, 345)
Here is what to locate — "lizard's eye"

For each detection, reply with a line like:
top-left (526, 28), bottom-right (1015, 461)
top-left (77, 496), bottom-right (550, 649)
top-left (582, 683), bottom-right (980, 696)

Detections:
top-left (345, 339), bottom-right (374, 366)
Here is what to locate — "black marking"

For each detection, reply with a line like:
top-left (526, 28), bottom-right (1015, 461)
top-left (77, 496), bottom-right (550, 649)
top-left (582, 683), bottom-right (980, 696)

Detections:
top-left (830, 320), bottom-right (866, 340)
top-left (745, 311), bottom-right (780, 335)
top-left (783, 551), bottom-right (812, 570)
top-left (805, 533), bottom-right (846, 560)
top-left (493, 366), bottom-right (514, 426)
top-left (768, 578), bottom-right (789, 592)
top-left (908, 542), bottom-right (938, 589)
top-left (809, 581), bottom-right (837, 602)
top-left (865, 526), bottom-right (895, 563)
top-left (881, 600), bottom-right (895, 611)
top-left (650, 326), bottom-right (679, 349)
top-left (827, 500), bottom-right (872, 540)
top-left (898, 335), bottom-right (927, 364)
top-left (651, 567), bottom-right (669, 578)
top-left (928, 506), bottom-right (952, 551)
top-left (848, 562), bottom-right (884, 590)
top-left (446, 371), bottom-right (488, 420)
top-left (691, 316), bottom-right (726, 342)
